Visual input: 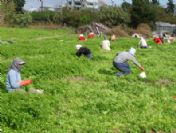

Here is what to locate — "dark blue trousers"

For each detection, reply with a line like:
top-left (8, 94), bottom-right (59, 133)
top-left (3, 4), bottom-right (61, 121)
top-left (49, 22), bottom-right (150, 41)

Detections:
top-left (113, 62), bottom-right (131, 76)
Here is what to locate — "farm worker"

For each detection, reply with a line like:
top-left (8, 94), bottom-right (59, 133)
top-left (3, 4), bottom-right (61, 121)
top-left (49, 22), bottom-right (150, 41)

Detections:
top-left (168, 36), bottom-right (175, 43)
top-left (153, 37), bottom-right (162, 45)
top-left (87, 32), bottom-right (94, 38)
top-left (163, 34), bottom-right (171, 44)
top-left (79, 34), bottom-right (85, 41)
top-left (138, 37), bottom-right (148, 48)
top-left (159, 32), bottom-right (164, 43)
top-left (113, 48), bottom-right (144, 76)
top-left (101, 40), bottom-right (111, 51)
top-left (110, 34), bottom-right (116, 41)
top-left (6, 58), bottom-right (43, 93)
top-left (75, 44), bottom-right (92, 59)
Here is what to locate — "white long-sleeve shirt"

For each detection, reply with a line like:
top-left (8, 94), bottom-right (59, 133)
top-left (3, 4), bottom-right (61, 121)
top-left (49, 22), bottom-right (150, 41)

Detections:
top-left (138, 37), bottom-right (148, 47)
top-left (101, 40), bottom-right (111, 51)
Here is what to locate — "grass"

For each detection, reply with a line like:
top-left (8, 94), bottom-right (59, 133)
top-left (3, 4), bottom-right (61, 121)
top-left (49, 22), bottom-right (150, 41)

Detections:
top-left (0, 27), bottom-right (176, 133)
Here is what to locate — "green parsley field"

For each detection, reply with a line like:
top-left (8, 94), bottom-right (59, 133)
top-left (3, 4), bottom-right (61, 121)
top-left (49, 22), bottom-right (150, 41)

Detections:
top-left (0, 27), bottom-right (176, 133)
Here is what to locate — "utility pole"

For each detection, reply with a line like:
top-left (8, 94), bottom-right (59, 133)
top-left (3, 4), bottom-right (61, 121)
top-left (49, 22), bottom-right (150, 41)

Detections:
top-left (71, 0), bottom-right (74, 9)
top-left (81, 0), bottom-right (84, 9)
top-left (39, 0), bottom-right (44, 11)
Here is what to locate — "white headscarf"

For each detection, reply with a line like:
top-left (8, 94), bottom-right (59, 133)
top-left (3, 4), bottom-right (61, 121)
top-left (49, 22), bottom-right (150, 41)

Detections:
top-left (79, 34), bottom-right (84, 37)
top-left (129, 47), bottom-right (136, 56)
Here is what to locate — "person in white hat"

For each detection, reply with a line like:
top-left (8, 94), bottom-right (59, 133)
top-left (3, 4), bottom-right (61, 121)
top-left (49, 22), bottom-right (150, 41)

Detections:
top-left (75, 44), bottom-right (82, 51)
top-left (79, 34), bottom-right (85, 41)
top-left (138, 37), bottom-right (148, 48)
top-left (113, 48), bottom-right (144, 76)
top-left (101, 40), bottom-right (111, 51)
top-left (100, 35), bottom-right (111, 51)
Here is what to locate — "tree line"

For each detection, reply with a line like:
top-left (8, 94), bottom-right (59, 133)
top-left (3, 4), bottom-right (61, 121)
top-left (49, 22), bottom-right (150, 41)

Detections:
top-left (0, 0), bottom-right (175, 28)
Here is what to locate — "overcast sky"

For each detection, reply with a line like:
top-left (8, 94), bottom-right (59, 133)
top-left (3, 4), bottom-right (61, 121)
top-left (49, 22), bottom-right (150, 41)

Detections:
top-left (23, 0), bottom-right (174, 10)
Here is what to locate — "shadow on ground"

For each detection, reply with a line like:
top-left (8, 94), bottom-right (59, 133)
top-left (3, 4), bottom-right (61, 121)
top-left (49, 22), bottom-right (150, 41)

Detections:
top-left (98, 68), bottom-right (115, 76)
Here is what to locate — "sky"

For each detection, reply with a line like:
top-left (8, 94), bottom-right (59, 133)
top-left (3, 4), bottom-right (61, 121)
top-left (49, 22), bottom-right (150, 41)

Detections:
top-left (23, 0), bottom-right (175, 10)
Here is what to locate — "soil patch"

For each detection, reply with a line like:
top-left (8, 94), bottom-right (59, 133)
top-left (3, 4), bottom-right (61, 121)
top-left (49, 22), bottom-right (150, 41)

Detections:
top-left (35, 35), bottom-right (61, 40)
top-left (155, 78), bottom-right (171, 86)
top-left (29, 23), bottom-right (62, 29)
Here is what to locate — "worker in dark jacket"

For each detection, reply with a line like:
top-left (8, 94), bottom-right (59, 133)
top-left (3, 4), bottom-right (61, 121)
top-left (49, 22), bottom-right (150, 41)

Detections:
top-left (75, 44), bottom-right (92, 59)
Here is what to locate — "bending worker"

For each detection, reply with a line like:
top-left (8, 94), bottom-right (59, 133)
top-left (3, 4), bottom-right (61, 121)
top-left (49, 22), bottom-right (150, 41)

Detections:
top-left (75, 44), bottom-right (92, 59)
top-left (138, 37), bottom-right (148, 48)
top-left (113, 48), bottom-right (144, 76)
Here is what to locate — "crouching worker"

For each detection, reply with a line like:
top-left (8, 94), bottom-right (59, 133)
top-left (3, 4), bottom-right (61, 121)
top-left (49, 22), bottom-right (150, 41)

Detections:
top-left (75, 44), bottom-right (92, 59)
top-left (153, 37), bottom-right (162, 45)
top-left (113, 48), bottom-right (144, 76)
top-left (6, 58), bottom-right (43, 93)
top-left (138, 37), bottom-right (149, 48)
top-left (101, 40), bottom-right (111, 51)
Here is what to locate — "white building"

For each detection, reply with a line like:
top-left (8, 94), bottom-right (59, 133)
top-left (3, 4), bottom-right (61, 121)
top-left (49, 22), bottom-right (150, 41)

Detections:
top-left (66, 0), bottom-right (99, 10)
top-left (23, 0), bottom-right (62, 12)
top-left (155, 21), bottom-right (176, 34)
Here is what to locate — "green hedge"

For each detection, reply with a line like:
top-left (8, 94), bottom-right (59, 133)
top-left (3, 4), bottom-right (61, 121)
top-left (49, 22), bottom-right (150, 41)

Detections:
top-left (5, 13), bottom-right (32, 27)
top-left (30, 9), bottom-right (99, 27)
top-left (30, 11), bottom-right (57, 23)
top-left (60, 8), bottom-right (99, 27)
top-left (29, 7), bottom-right (130, 27)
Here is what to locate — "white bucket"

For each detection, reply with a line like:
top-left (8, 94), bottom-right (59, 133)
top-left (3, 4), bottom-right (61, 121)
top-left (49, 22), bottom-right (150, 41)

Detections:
top-left (139, 72), bottom-right (146, 79)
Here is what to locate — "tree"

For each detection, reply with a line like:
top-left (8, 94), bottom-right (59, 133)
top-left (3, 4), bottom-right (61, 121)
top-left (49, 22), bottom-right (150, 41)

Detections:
top-left (122, 1), bottom-right (132, 11)
top-left (151, 0), bottom-right (159, 5)
top-left (167, 0), bottom-right (175, 14)
top-left (13, 0), bottom-right (25, 13)
top-left (131, 0), bottom-right (156, 27)
top-left (0, 0), bottom-right (16, 19)
top-left (99, 6), bottom-right (130, 27)
top-left (154, 6), bottom-right (176, 24)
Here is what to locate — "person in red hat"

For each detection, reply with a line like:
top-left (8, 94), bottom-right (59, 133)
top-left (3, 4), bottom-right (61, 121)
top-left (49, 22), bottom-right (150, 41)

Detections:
top-left (79, 34), bottom-right (85, 41)
top-left (87, 32), bottom-right (94, 39)
top-left (153, 37), bottom-right (162, 45)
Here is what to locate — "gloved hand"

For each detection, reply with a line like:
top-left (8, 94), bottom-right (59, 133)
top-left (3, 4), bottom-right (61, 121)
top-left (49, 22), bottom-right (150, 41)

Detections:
top-left (139, 66), bottom-right (145, 71)
top-left (20, 80), bottom-right (32, 86)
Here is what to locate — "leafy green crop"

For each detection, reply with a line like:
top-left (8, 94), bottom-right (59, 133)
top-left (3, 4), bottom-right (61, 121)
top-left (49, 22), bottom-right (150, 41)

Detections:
top-left (0, 27), bottom-right (176, 132)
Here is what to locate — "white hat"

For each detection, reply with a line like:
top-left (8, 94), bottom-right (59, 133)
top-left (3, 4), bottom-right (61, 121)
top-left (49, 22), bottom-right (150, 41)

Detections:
top-left (129, 47), bottom-right (136, 56)
top-left (75, 44), bottom-right (82, 50)
top-left (79, 34), bottom-right (84, 37)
